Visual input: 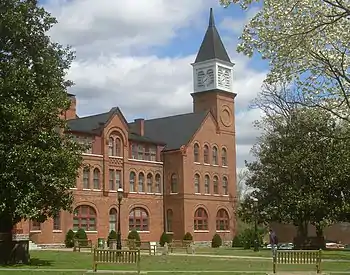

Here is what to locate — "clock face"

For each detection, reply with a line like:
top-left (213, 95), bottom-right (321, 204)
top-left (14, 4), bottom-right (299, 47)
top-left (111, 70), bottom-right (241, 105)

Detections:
top-left (218, 66), bottom-right (231, 89)
top-left (197, 68), bottom-right (214, 88)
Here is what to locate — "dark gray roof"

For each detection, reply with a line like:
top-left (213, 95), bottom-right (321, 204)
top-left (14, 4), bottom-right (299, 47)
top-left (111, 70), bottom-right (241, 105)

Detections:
top-left (194, 8), bottom-right (231, 63)
top-left (129, 111), bottom-right (208, 151)
top-left (67, 110), bottom-right (111, 134)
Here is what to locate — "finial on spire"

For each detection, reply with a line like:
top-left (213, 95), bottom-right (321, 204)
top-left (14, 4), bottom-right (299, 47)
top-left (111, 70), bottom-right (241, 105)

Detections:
top-left (209, 8), bottom-right (215, 27)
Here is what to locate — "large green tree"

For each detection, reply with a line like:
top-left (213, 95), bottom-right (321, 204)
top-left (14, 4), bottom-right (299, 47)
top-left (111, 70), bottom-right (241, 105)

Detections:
top-left (239, 107), bottom-right (350, 237)
top-left (0, 0), bottom-right (83, 244)
top-left (220, 0), bottom-right (350, 120)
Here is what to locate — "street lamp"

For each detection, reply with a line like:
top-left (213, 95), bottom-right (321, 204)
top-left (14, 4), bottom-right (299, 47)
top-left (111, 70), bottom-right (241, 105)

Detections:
top-left (117, 187), bottom-right (124, 250)
top-left (252, 197), bottom-right (259, 252)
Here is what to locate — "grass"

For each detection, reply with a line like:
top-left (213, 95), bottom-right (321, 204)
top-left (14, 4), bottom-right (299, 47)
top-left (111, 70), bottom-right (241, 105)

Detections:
top-left (0, 250), bottom-right (349, 275)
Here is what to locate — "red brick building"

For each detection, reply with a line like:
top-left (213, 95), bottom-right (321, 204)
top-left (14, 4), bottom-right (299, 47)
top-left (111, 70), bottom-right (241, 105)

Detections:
top-left (16, 9), bottom-right (238, 246)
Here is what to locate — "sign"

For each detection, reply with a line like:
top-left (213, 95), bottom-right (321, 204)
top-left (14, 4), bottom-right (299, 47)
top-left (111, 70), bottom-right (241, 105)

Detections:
top-left (12, 234), bottom-right (30, 241)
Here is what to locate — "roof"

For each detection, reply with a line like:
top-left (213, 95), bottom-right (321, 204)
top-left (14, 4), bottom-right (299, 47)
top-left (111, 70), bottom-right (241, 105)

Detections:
top-left (128, 111), bottom-right (208, 151)
top-left (194, 8), bottom-right (231, 63)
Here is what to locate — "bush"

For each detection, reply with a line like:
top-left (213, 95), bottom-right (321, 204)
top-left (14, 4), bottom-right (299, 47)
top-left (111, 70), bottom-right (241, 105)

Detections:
top-left (232, 234), bottom-right (243, 247)
top-left (238, 227), bottom-right (265, 250)
top-left (211, 234), bottom-right (222, 248)
top-left (74, 228), bottom-right (88, 246)
top-left (183, 232), bottom-right (193, 241)
top-left (128, 230), bottom-right (141, 247)
top-left (107, 230), bottom-right (118, 247)
top-left (159, 232), bottom-right (171, 247)
top-left (65, 229), bottom-right (75, 248)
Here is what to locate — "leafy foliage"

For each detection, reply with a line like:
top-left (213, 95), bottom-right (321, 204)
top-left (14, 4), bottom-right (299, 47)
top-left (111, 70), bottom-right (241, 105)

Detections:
top-left (64, 229), bottom-right (75, 248)
top-left (220, 0), bottom-right (350, 121)
top-left (211, 234), bottom-right (222, 248)
top-left (0, 0), bottom-right (84, 231)
top-left (239, 107), bottom-right (350, 235)
top-left (107, 230), bottom-right (117, 247)
top-left (159, 232), bottom-right (171, 247)
top-left (237, 227), bottom-right (265, 249)
top-left (128, 230), bottom-right (141, 243)
top-left (74, 228), bottom-right (88, 246)
top-left (183, 232), bottom-right (193, 241)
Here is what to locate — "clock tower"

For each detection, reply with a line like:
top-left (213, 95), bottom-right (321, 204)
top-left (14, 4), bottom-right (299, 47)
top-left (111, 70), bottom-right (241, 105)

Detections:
top-left (191, 8), bottom-right (236, 133)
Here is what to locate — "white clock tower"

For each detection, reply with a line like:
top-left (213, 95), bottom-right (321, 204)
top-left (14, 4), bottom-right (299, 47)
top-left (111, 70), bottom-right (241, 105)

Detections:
top-left (192, 8), bottom-right (234, 94)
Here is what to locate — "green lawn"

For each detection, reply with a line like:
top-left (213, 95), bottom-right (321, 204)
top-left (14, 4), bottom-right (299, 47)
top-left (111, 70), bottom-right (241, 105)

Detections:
top-left (0, 250), bottom-right (349, 275)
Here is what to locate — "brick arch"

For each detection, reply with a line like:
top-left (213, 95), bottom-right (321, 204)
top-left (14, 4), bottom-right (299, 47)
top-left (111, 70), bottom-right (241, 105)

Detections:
top-left (215, 207), bottom-right (231, 231)
top-left (192, 204), bottom-right (210, 219)
top-left (92, 164), bottom-right (102, 170)
top-left (128, 205), bottom-right (150, 232)
top-left (128, 204), bottom-right (151, 215)
top-left (73, 201), bottom-right (100, 216)
top-left (193, 205), bottom-right (209, 231)
top-left (105, 127), bottom-right (127, 146)
top-left (215, 206), bottom-right (231, 219)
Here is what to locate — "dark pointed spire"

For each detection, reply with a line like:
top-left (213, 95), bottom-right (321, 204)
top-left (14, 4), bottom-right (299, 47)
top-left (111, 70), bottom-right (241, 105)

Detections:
top-left (194, 8), bottom-right (231, 64)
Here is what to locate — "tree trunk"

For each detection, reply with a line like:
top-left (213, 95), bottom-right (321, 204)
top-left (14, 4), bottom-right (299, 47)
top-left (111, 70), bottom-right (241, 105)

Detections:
top-left (0, 212), bottom-right (15, 264)
top-left (316, 225), bottom-right (323, 237)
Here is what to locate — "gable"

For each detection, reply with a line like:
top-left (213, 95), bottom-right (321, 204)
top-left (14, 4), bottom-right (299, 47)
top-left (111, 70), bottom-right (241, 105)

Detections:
top-left (188, 111), bottom-right (218, 145)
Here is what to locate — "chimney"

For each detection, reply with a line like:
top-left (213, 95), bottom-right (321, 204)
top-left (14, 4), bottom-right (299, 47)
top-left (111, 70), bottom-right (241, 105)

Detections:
top-left (134, 118), bottom-right (144, 136)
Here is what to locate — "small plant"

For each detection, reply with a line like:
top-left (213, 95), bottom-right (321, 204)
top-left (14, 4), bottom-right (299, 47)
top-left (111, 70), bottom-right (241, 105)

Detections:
top-left (128, 230), bottom-right (141, 247)
top-left (211, 233), bottom-right (222, 248)
top-left (65, 229), bottom-right (75, 248)
top-left (74, 228), bottom-right (88, 246)
top-left (183, 232), bottom-right (193, 241)
top-left (107, 230), bottom-right (118, 247)
top-left (232, 234), bottom-right (243, 247)
top-left (159, 232), bottom-right (171, 247)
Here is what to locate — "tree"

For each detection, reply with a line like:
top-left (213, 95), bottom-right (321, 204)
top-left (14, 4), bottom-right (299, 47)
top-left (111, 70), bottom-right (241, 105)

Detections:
top-left (220, 0), bottom-right (350, 121)
top-left (0, 0), bottom-right (83, 262)
top-left (239, 107), bottom-right (350, 238)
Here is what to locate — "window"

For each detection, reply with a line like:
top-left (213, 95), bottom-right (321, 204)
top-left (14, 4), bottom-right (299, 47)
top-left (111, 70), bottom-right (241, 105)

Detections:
top-left (83, 167), bottom-right (90, 189)
top-left (222, 148), bottom-right (227, 166)
top-left (204, 175), bottom-right (210, 194)
top-left (223, 176), bottom-right (228, 195)
top-left (150, 146), bottom-right (157, 161)
top-left (129, 207), bottom-right (149, 231)
top-left (155, 174), bottom-right (161, 193)
top-left (131, 144), bottom-right (137, 159)
top-left (212, 146), bottom-right (218, 165)
top-left (144, 147), bottom-right (150, 161)
top-left (130, 172), bottom-right (136, 192)
top-left (108, 137), bottom-right (114, 156)
top-left (109, 169), bottom-right (115, 190)
top-left (93, 168), bottom-right (100, 190)
top-left (213, 176), bottom-right (219, 194)
top-left (138, 145), bottom-right (144, 160)
top-left (194, 174), bottom-right (200, 193)
top-left (216, 209), bottom-right (230, 231)
top-left (194, 208), bottom-right (208, 231)
top-left (53, 213), bottom-right (61, 231)
top-left (166, 209), bottom-right (173, 232)
top-left (73, 205), bottom-right (97, 231)
top-left (109, 208), bottom-right (118, 232)
top-left (194, 143), bottom-right (200, 163)
top-left (30, 220), bottom-right (41, 231)
top-left (138, 172), bottom-right (144, 192)
top-left (115, 138), bottom-right (122, 157)
top-left (204, 145), bottom-right (209, 164)
top-left (147, 173), bottom-right (153, 193)
top-left (171, 173), bottom-right (178, 193)
top-left (116, 170), bottom-right (121, 189)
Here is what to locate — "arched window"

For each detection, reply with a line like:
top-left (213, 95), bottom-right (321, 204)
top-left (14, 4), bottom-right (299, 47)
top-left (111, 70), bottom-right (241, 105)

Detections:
top-left (194, 174), bottom-right (200, 193)
top-left (203, 145), bottom-right (209, 164)
top-left (194, 143), bottom-right (200, 163)
top-left (129, 172), bottom-right (136, 192)
top-left (171, 173), bottom-right (178, 193)
top-left (108, 137), bottom-right (114, 156)
top-left (223, 176), bottom-right (228, 195)
top-left (93, 168), bottom-right (100, 190)
top-left (53, 213), bottom-right (61, 231)
top-left (73, 205), bottom-right (97, 231)
top-left (109, 208), bottom-right (118, 232)
top-left (129, 207), bottom-right (149, 231)
top-left (213, 176), bottom-right (219, 194)
top-left (222, 148), bottom-right (227, 166)
top-left (204, 175), bottom-right (210, 194)
top-left (138, 172), bottom-right (145, 192)
top-left (166, 209), bottom-right (173, 232)
top-left (194, 207), bottom-right (208, 231)
top-left (155, 174), bottom-right (161, 193)
top-left (216, 209), bottom-right (230, 231)
top-left (147, 173), bottom-right (153, 193)
top-left (30, 220), bottom-right (41, 231)
top-left (83, 167), bottom-right (90, 189)
top-left (212, 146), bottom-right (218, 165)
top-left (115, 138), bottom-right (122, 157)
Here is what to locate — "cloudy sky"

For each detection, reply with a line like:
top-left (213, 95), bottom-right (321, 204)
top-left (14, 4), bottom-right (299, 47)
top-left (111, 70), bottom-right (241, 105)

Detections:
top-left (42, 0), bottom-right (267, 169)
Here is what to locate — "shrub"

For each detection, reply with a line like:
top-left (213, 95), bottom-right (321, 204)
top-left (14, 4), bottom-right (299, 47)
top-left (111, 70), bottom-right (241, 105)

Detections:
top-left (211, 234), bottom-right (222, 248)
top-left (65, 229), bottom-right (75, 248)
top-left (107, 230), bottom-right (118, 247)
top-left (128, 230), bottom-right (141, 247)
top-left (183, 232), bottom-right (193, 241)
top-left (239, 227), bottom-right (265, 250)
top-left (74, 228), bottom-right (88, 246)
top-left (159, 232), bottom-right (171, 247)
top-left (232, 234), bottom-right (243, 247)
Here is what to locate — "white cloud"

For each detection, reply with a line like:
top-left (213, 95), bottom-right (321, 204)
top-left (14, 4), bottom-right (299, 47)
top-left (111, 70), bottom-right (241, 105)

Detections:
top-left (44, 0), bottom-right (266, 169)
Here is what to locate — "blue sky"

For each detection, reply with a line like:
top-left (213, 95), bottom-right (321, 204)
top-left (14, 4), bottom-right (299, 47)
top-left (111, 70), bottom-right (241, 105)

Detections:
top-left (41, 0), bottom-right (267, 169)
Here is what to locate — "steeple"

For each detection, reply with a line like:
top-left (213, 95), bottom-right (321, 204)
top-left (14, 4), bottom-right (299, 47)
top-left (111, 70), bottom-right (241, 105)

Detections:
top-left (194, 8), bottom-right (231, 64)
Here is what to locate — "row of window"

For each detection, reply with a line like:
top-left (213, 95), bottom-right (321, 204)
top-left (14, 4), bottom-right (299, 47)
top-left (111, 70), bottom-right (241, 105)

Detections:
top-left (194, 174), bottom-right (228, 195)
top-left (30, 206), bottom-right (230, 232)
top-left (194, 144), bottom-right (228, 166)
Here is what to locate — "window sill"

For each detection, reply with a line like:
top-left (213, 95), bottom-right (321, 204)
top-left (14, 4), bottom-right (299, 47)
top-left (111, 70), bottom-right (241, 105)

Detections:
top-left (109, 190), bottom-right (118, 193)
top-left (73, 230), bottom-right (98, 233)
top-left (109, 156), bottom-right (123, 159)
top-left (204, 193), bottom-right (210, 196)
top-left (194, 162), bottom-right (201, 165)
top-left (82, 153), bottom-right (103, 158)
top-left (212, 164), bottom-right (219, 167)
top-left (194, 230), bottom-right (209, 233)
top-left (52, 230), bottom-right (62, 233)
top-left (213, 194), bottom-right (220, 196)
top-left (222, 165), bottom-right (228, 168)
top-left (170, 192), bottom-right (178, 195)
top-left (70, 188), bottom-right (77, 190)
top-left (30, 230), bottom-right (41, 233)
top-left (128, 231), bottom-right (150, 233)
top-left (223, 194), bottom-right (229, 197)
top-left (128, 158), bottom-right (163, 165)
top-left (138, 192), bottom-right (145, 194)
top-left (129, 191), bottom-right (137, 194)
top-left (93, 189), bottom-right (102, 192)
top-left (216, 230), bottom-right (231, 233)
top-left (82, 188), bottom-right (92, 191)
top-left (204, 163), bottom-right (210, 166)
top-left (194, 192), bottom-right (201, 195)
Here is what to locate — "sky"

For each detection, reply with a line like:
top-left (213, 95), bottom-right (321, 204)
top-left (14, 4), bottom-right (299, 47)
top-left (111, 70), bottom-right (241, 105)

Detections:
top-left (41, 0), bottom-right (268, 170)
